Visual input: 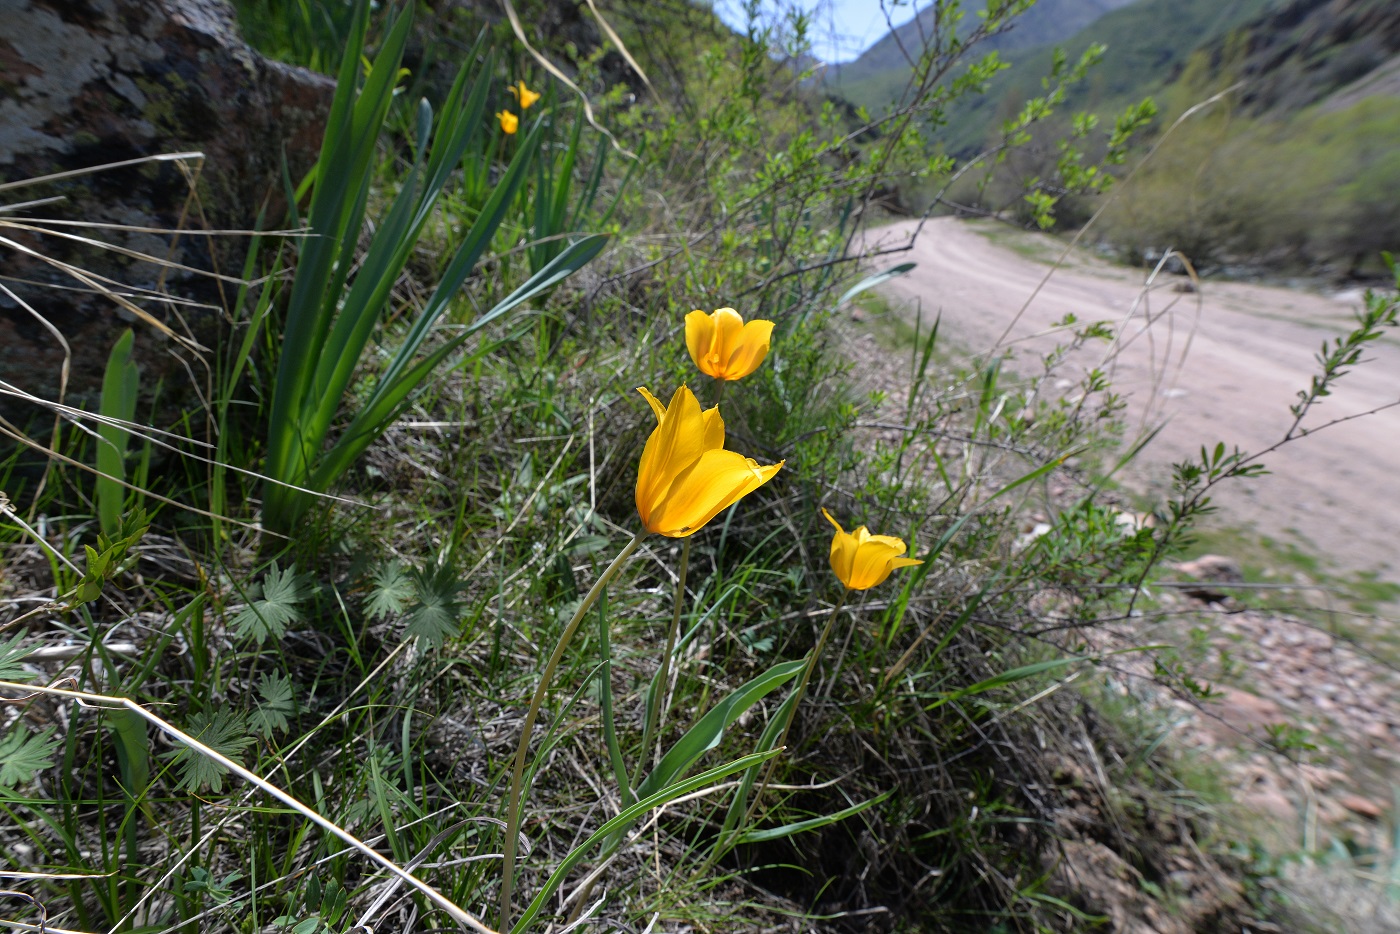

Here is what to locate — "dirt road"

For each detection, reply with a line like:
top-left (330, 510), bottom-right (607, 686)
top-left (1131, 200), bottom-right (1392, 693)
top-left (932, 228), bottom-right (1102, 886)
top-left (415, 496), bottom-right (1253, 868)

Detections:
top-left (863, 217), bottom-right (1400, 584)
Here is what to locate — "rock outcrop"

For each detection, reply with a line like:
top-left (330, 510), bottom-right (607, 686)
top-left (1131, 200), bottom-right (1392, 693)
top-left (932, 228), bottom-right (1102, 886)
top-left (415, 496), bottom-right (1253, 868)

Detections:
top-left (0, 0), bottom-right (333, 436)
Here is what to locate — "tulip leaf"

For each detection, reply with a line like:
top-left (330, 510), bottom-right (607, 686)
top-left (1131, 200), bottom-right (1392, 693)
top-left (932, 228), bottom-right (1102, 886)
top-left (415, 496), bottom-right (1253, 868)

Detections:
top-left (635, 657), bottom-right (804, 801)
top-left (836, 262), bottom-right (916, 307)
top-left (508, 749), bottom-right (781, 934)
top-left (713, 678), bottom-right (803, 856)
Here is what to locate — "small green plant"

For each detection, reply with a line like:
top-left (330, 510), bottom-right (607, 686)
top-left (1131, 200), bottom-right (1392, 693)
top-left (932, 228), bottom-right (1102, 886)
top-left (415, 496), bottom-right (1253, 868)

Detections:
top-left (96, 329), bottom-right (140, 539)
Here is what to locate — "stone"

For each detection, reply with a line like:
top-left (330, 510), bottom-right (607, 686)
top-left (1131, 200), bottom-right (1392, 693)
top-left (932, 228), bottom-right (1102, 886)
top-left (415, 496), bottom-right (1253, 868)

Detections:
top-left (0, 0), bottom-right (333, 437)
top-left (1338, 794), bottom-right (1384, 820)
top-left (1202, 686), bottom-right (1284, 741)
top-left (1172, 554), bottom-right (1244, 603)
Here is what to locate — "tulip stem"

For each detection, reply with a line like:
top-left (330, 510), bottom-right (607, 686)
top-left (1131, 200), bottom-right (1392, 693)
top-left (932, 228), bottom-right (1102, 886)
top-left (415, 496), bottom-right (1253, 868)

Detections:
top-left (636, 536), bottom-right (690, 784)
top-left (747, 587), bottom-right (849, 820)
top-left (497, 530), bottom-right (645, 932)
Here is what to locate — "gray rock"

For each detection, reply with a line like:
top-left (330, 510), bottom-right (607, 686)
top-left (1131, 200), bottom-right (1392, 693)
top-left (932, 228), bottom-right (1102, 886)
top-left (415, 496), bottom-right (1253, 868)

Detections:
top-left (0, 0), bottom-right (332, 441)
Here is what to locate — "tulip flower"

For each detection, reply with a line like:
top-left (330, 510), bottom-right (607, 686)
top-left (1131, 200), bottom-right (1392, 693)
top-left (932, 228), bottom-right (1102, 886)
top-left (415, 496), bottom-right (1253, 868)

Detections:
top-left (496, 109), bottom-right (519, 135)
top-left (822, 508), bottom-right (922, 590)
top-left (635, 385), bottom-right (783, 537)
top-left (685, 307), bottom-right (775, 381)
top-left (507, 80), bottom-right (542, 110)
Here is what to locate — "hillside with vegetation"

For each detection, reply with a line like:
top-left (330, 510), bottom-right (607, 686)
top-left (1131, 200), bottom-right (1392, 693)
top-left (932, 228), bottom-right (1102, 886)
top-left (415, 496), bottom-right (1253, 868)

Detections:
top-left (1, 1), bottom-right (1398, 933)
top-left (833, 0), bottom-right (1400, 273)
top-left (825, 0), bottom-right (1137, 107)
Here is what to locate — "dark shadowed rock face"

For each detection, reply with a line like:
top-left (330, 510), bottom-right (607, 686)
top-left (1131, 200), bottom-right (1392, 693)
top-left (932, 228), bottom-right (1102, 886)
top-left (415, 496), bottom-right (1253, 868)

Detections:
top-left (0, 0), bottom-right (332, 437)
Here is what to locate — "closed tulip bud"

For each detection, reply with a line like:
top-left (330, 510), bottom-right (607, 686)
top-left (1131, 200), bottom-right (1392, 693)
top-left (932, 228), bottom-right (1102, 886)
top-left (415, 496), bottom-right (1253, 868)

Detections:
top-left (496, 110), bottom-right (519, 134)
top-left (635, 386), bottom-right (783, 537)
top-left (685, 307), bottom-right (775, 381)
top-left (822, 508), bottom-right (922, 590)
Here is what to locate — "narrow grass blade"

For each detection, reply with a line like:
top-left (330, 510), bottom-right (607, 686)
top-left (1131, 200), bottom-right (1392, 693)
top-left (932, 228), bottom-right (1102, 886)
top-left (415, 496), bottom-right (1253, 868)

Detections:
top-left (735, 789), bottom-right (892, 844)
top-left (925, 656), bottom-right (1083, 711)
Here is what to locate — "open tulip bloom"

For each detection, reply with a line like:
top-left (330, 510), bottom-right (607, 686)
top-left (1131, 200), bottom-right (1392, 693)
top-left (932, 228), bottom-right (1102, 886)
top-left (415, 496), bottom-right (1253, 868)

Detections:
top-left (686, 307), bottom-right (775, 381)
top-left (822, 508), bottom-right (922, 590)
top-left (507, 79), bottom-right (541, 109)
top-left (635, 386), bottom-right (783, 537)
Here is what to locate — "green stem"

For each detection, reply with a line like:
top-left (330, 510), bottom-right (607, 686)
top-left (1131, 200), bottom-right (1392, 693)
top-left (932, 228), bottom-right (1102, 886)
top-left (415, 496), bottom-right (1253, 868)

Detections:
top-left (497, 530), bottom-right (645, 931)
top-left (634, 536), bottom-right (690, 787)
top-left (748, 588), bottom-right (848, 816)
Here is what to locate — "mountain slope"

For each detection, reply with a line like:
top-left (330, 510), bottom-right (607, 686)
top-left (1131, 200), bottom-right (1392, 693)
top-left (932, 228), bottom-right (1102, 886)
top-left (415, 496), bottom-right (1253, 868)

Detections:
top-left (826, 0), bottom-right (1137, 111)
top-left (929, 0), bottom-right (1276, 155)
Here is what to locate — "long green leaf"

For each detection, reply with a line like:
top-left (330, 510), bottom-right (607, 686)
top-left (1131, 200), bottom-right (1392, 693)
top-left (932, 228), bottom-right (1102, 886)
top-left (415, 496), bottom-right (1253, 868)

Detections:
top-left (266, 0), bottom-right (409, 491)
top-left (314, 234), bottom-right (609, 491)
top-left (714, 679), bottom-right (802, 854)
top-left (307, 51), bottom-right (497, 439)
top-left (360, 118), bottom-right (548, 405)
top-left (635, 658), bottom-right (804, 801)
top-left (508, 749), bottom-right (781, 934)
top-left (308, 334), bottom-right (469, 492)
top-left (836, 262), bottom-right (916, 307)
top-left (461, 233), bottom-right (609, 337)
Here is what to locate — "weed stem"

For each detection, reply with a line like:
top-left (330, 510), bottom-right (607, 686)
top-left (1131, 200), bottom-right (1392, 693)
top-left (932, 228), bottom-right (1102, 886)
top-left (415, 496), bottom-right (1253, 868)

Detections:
top-left (636, 536), bottom-right (690, 784)
top-left (498, 530), bottom-right (645, 931)
top-left (749, 587), bottom-right (848, 816)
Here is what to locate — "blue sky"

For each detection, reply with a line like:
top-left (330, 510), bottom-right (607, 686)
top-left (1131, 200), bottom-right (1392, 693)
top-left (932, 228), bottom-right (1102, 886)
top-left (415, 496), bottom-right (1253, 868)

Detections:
top-left (709, 1), bottom-right (921, 63)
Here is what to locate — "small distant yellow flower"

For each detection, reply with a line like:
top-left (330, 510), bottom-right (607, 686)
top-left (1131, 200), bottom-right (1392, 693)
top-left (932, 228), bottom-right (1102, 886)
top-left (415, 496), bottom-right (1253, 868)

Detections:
top-left (635, 386), bottom-right (783, 538)
top-left (685, 307), bottom-right (775, 381)
top-left (507, 80), bottom-right (542, 110)
top-left (822, 508), bottom-right (922, 591)
top-left (497, 110), bottom-right (519, 135)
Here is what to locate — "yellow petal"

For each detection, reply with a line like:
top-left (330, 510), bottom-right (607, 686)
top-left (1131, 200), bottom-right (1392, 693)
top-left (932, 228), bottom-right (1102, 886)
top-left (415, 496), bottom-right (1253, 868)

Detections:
top-left (851, 543), bottom-right (922, 590)
top-left (821, 507), bottom-right (845, 534)
top-left (637, 385), bottom-right (667, 423)
top-left (709, 308), bottom-right (744, 375)
top-left (723, 318), bottom-right (775, 380)
top-left (701, 404), bottom-right (725, 451)
top-left (496, 110), bottom-right (518, 134)
top-left (685, 310), bottom-right (713, 375)
top-left (646, 449), bottom-right (782, 537)
top-left (635, 386), bottom-right (708, 527)
top-left (828, 529), bottom-right (858, 588)
top-left (847, 541), bottom-right (903, 590)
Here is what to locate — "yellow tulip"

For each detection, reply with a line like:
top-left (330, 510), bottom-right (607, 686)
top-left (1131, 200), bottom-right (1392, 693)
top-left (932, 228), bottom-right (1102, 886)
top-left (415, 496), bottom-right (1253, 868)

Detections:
top-left (497, 109), bottom-right (519, 135)
top-left (635, 386), bottom-right (783, 537)
top-left (822, 508), bottom-right (922, 590)
top-left (507, 80), bottom-right (542, 110)
top-left (685, 307), bottom-right (775, 381)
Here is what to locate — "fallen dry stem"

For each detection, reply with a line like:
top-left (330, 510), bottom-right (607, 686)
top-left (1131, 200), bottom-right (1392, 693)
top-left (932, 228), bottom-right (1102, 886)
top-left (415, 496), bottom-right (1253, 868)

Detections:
top-left (0, 680), bottom-right (497, 934)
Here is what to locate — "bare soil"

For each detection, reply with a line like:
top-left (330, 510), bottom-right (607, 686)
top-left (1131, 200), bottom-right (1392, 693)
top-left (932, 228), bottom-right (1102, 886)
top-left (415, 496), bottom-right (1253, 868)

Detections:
top-left (861, 217), bottom-right (1400, 588)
